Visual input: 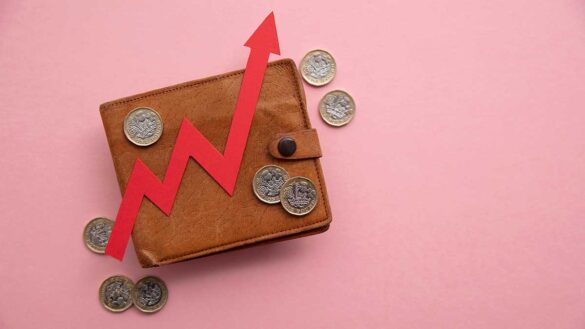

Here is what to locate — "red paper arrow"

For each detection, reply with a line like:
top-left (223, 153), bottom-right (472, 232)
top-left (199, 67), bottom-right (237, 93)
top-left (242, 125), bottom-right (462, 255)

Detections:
top-left (105, 13), bottom-right (280, 260)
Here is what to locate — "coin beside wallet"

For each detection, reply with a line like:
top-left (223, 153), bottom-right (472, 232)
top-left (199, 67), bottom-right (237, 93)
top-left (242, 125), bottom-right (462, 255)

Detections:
top-left (99, 275), bottom-right (168, 314)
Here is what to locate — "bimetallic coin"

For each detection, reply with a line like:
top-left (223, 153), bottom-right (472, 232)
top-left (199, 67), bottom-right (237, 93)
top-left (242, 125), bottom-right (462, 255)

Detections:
top-left (300, 49), bottom-right (336, 87)
top-left (83, 217), bottom-right (114, 254)
top-left (280, 177), bottom-right (319, 216)
top-left (132, 276), bottom-right (168, 313)
top-left (123, 107), bottom-right (163, 147)
top-left (253, 165), bottom-right (290, 204)
top-left (99, 275), bottom-right (134, 313)
top-left (319, 90), bottom-right (355, 127)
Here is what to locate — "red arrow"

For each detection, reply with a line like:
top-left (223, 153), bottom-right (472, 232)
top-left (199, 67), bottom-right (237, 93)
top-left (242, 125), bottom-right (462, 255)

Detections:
top-left (105, 13), bottom-right (280, 260)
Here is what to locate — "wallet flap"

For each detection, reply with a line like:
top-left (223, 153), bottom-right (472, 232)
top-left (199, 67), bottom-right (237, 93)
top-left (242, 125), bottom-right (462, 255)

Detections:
top-left (268, 129), bottom-right (322, 160)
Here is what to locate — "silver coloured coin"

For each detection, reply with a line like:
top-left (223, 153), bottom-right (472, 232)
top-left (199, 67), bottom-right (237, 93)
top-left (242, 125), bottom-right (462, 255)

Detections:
top-left (319, 90), bottom-right (355, 127)
top-left (123, 107), bottom-right (163, 146)
top-left (300, 49), bottom-right (336, 87)
top-left (132, 276), bottom-right (168, 313)
top-left (99, 275), bottom-right (134, 313)
top-left (280, 177), bottom-right (319, 216)
top-left (253, 165), bottom-right (290, 204)
top-left (83, 217), bottom-right (114, 254)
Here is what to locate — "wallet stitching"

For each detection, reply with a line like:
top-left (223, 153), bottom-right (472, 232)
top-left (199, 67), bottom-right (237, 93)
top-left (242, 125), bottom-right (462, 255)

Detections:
top-left (159, 223), bottom-right (327, 264)
top-left (101, 59), bottom-right (330, 263)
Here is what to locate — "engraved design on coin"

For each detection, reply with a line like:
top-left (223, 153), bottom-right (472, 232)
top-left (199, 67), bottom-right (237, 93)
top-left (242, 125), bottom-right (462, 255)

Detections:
top-left (132, 276), bottom-right (168, 313)
top-left (300, 49), bottom-right (336, 86)
top-left (253, 165), bottom-right (290, 204)
top-left (105, 281), bottom-right (131, 307)
top-left (83, 217), bottom-right (114, 254)
top-left (319, 90), bottom-right (356, 127)
top-left (89, 222), bottom-right (110, 247)
top-left (305, 55), bottom-right (331, 79)
top-left (123, 107), bottom-right (163, 147)
top-left (280, 177), bottom-right (319, 216)
top-left (99, 275), bottom-right (134, 313)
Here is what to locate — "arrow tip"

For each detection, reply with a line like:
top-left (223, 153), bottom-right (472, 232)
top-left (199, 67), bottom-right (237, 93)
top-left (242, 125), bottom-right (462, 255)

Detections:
top-left (244, 12), bottom-right (280, 55)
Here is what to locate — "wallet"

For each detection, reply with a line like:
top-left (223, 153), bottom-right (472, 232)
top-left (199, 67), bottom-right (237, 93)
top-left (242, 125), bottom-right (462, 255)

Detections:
top-left (100, 59), bottom-right (332, 267)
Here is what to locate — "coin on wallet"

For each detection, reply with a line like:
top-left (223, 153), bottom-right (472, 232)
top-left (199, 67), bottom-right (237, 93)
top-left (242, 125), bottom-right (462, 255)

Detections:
top-left (319, 90), bottom-right (355, 127)
top-left (99, 275), bottom-right (134, 313)
top-left (83, 217), bottom-right (114, 254)
top-left (253, 165), bottom-right (290, 204)
top-left (280, 177), bottom-right (319, 216)
top-left (123, 107), bottom-right (163, 147)
top-left (132, 276), bottom-right (168, 313)
top-left (300, 49), bottom-right (336, 87)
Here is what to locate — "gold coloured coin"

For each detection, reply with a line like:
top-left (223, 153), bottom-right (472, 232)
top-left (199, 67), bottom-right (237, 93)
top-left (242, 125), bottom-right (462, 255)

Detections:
top-left (279, 177), bottom-right (319, 216)
top-left (252, 165), bottom-right (290, 204)
top-left (132, 276), bottom-right (168, 313)
top-left (123, 107), bottom-right (163, 147)
top-left (319, 90), bottom-right (356, 127)
top-left (99, 275), bottom-right (134, 313)
top-left (83, 217), bottom-right (114, 254)
top-left (300, 49), bottom-right (337, 87)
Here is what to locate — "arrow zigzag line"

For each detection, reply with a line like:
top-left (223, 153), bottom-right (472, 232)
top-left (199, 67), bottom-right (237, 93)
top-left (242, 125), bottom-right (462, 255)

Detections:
top-left (124, 118), bottom-right (228, 217)
top-left (105, 12), bottom-right (279, 261)
top-left (105, 50), bottom-right (272, 261)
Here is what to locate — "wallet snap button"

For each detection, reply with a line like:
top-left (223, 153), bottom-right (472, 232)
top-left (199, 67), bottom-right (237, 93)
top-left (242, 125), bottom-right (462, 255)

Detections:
top-left (277, 137), bottom-right (296, 157)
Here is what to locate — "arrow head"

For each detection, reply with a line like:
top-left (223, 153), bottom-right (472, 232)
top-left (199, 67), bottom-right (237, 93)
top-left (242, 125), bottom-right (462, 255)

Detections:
top-left (244, 12), bottom-right (280, 55)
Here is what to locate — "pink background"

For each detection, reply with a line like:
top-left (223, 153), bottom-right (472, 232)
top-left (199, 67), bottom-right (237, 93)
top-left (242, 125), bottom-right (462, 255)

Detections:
top-left (2, 0), bottom-right (585, 328)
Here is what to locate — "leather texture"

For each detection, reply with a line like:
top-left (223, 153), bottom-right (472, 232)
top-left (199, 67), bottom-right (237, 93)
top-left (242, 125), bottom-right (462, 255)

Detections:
top-left (100, 59), bottom-right (332, 267)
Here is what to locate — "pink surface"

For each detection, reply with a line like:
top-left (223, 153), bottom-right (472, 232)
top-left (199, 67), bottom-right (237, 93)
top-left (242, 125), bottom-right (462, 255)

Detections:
top-left (1, 0), bottom-right (585, 328)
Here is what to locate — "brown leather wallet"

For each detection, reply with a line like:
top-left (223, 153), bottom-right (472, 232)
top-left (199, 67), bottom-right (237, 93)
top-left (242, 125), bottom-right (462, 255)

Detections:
top-left (100, 58), bottom-right (332, 267)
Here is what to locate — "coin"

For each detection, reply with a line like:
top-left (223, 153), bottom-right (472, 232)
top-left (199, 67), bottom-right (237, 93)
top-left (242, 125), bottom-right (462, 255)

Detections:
top-left (132, 276), bottom-right (168, 313)
top-left (319, 90), bottom-right (355, 127)
top-left (253, 165), bottom-right (290, 204)
top-left (83, 217), bottom-right (114, 254)
top-left (123, 107), bottom-right (163, 147)
top-left (279, 177), bottom-right (319, 216)
top-left (300, 49), bottom-right (336, 86)
top-left (99, 275), bottom-right (134, 313)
